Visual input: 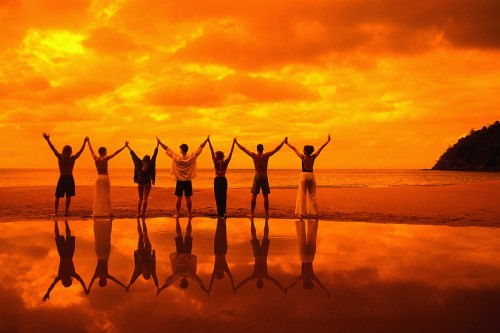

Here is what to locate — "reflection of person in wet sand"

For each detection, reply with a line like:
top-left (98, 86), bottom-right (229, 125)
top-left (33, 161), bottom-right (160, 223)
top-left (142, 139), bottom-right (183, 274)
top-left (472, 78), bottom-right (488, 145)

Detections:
top-left (42, 133), bottom-right (88, 217)
top-left (208, 217), bottom-right (235, 294)
top-left (125, 141), bottom-right (159, 217)
top-left (157, 218), bottom-right (208, 295)
top-left (127, 218), bottom-right (158, 292)
top-left (286, 220), bottom-right (329, 297)
top-left (43, 221), bottom-right (87, 301)
top-left (286, 134), bottom-right (331, 219)
top-left (88, 218), bottom-right (127, 293)
top-left (235, 137), bottom-right (287, 217)
top-left (235, 218), bottom-right (286, 294)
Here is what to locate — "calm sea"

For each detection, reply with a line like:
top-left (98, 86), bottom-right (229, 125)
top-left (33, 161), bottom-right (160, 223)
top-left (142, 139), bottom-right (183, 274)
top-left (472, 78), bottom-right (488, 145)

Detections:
top-left (1, 168), bottom-right (499, 188)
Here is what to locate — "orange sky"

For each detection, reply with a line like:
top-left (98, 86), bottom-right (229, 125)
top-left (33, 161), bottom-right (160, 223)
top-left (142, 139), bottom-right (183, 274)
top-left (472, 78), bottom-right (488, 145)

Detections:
top-left (1, 0), bottom-right (499, 169)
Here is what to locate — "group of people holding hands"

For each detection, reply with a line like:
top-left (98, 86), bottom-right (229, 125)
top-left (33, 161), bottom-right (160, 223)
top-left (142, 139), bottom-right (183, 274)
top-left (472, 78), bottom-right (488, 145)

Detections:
top-left (43, 132), bottom-right (331, 219)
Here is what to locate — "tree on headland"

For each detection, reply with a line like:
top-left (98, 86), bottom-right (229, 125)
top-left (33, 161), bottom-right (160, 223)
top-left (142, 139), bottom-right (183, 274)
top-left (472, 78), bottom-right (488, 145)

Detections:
top-left (432, 121), bottom-right (500, 171)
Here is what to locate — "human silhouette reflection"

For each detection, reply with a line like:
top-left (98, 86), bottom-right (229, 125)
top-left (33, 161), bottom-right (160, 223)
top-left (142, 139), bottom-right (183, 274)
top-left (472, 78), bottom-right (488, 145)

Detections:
top-left (127, 218), bottom-right (158, 292)
top-left (208, 217), bottom-right (235, 294)
top-left (88, 218), bottom-right (127, 293)
top-left (43, 220), bottom-right (87, 301)
top-left (157, 218), bottom-right (208, 295)
top-left (286, 219), bottom-right (329, 297)
top-left (235, 217), bottom-right (286, 294)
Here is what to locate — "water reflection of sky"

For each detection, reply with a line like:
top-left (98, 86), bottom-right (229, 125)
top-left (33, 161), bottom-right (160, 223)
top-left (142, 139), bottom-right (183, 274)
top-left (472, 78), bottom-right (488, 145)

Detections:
top-left (1, 218), bottom-right (499, 333)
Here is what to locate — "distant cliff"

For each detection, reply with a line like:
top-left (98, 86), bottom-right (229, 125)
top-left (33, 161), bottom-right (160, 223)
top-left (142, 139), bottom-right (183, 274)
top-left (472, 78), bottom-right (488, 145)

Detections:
top-left (432, 121), bottom-right (500, 171)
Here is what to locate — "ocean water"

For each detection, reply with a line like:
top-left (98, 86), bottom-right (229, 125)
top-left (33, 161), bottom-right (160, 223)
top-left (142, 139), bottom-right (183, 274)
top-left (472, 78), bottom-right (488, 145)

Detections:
top-left (1, 168), bottom-right (500, 188)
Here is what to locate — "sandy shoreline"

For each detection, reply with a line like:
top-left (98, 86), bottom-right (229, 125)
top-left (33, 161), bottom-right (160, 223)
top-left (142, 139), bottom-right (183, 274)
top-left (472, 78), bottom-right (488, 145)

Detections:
top-left (1, 180), bottom-right (499, 227)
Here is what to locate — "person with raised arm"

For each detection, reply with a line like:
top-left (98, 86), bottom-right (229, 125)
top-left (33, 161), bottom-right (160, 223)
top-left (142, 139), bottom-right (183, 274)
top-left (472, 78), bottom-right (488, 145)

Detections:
top-left (234, 137), bottom-right (287, 217)
top-left (42, 133), bottom-right (88, 216)
top-left (285, 134), bottom-right (331, 219)
top-left (43, 220), bottom-right (87, 301)
top-left (87, 139), bottom-right (127, 217)
top-left (125, 140), bottom-right (159, 217)
top-left (208, 217), bottom-right (236, 295)
top-left (157, 136), bottom-right (209, 217)
top-left (208, 137), bottom-right (236, 217)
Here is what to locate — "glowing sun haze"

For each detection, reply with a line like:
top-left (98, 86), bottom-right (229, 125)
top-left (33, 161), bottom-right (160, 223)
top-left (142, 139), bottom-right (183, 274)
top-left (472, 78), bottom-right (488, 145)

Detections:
top-left (1, 0), bottom-right (499, 169)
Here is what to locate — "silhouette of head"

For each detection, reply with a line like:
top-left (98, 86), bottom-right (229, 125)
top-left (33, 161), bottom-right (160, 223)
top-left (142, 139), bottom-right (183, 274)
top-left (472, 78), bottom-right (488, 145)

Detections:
top-left (142, 265), bottom-right (151, 280)
top-left (256, 279), bottom-right (264, 289)
top-left (215, 151), bottom-right (224, 161)
top-left (257, 144), bottom-right (264, 152)
top-left (98, 147), bottom-right (107, 156)
top-left (303, 145), bottom-right (314, 156)
top-left (62, 277), bottom-right (73, 287)
top-left (180, 277), bottom-right (189, 289)
top-left (179, 144), bottom-right (188, 153)
top-left (99, 277), bottom-right (108, 287)
top-left (303, 278), bottom-right (314, 289)
top-left (62, 145), bottom-right (72, 157)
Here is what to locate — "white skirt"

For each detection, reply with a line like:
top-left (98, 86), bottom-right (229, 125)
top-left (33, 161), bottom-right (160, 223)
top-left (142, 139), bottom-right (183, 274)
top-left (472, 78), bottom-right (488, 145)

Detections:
top-left (295, 172), bottom-right (317, 216)
top-left (93, 174), bottom-right (111, 217)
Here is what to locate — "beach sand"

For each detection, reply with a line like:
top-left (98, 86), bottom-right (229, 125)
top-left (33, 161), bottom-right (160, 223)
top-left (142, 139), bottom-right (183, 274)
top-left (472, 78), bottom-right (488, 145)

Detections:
top-left (1, 180), bottom-right (499, 227)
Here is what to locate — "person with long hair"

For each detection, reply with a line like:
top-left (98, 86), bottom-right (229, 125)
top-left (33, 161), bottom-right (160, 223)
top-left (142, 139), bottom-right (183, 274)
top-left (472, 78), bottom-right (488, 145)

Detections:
top-left (42, 133), bottom-right (87, 216)
top-left (87, 139), bottom-right (127, 217)
top-left (207, 137), bottom-right (236, 217)
top-left (285, 134), bottom-right (331, 218)
top-left (125, 140), bottom-right (159, 217)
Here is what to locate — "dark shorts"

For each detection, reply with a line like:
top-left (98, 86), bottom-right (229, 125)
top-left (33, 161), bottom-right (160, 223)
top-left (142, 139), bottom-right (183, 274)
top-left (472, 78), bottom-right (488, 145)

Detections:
top-left (55, 175), bottom-right (75, 198)
top-left (175, 236), bottom-right (193, 254)
top-left (251, 174), bottom-right (270, 195)
top-left (175, 180), bottom-right (193, 197)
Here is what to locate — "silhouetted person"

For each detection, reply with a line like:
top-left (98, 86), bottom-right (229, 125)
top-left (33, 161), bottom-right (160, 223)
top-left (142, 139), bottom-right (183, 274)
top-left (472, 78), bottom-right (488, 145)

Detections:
top-left (286, 219), bottom-right (329, 298)
top-left (157, 218), bottom-right (208, 295)
top-left (43, 220), bottom-right (87, 301)
top-left (286, 134), bottom-right (331, 218)
top-left (208, 217), bottom-right (236, 294)
top-left (127, 218), bottom-right (158, 292)
top-left (208, 137), bottom-right (236, 217)
top-left (87, 218), bottom-right (127, 293)
top-left (42, 132), bottom-right (88, 216)
top-left (125, 141), bottom-right (159, 217)
top-left (235, 217), bottom-right (286, 294)
top-left (87, 139), bottom-right (128, 217)
top-left (157, 136), bottom-right (209, 217)
top-left (235, 137), bottom-right (287, 217)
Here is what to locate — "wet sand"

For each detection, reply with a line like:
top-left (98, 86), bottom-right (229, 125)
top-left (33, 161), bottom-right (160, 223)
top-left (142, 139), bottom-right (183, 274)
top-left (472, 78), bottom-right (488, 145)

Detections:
top-left (1, 180), bottom-right (499, 227)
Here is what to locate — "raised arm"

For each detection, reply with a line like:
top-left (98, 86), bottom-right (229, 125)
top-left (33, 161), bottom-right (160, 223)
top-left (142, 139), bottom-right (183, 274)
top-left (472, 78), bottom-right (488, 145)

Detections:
top-left (87, 139), bottom-right (98, 160)
top-left (234, 275), bottom-right (254, 292)
top-left (73, 272), bottom-right (88, 294)
top-left (42, 133), bottom-right (61, 158)
top-left (225, 139), bottom-right (236, 165)
top-left (286, 141), bottom-right (303, 159)
top-left (156, 137), bottom-right (167, 150)
top-left (208, 137), bottom-right (216, 162)
top-left (156, 275), bottom-right (175, 295)
top-left (200, 135), bottom-right (210, 149)
top-left (106, 141), bottom-right (128, 160)
top-left (87, 274), bottom-right (98, 293)
top-left (73, 137), bottom-right (88, 159)
top-left (285, 275), bottom-right (302, 291)
top-left (267, 275), bottom-right (287, 294)
top-left (266, 137), bottom-right (288, 157)
top-left (235, 139), bottom-right (254, 157)
top-left (313, 276), bottom-right (330, 298)
top-left (107, 274), bottom-right (128, 291)
top-left (313, 134), bottom-right (331, 158)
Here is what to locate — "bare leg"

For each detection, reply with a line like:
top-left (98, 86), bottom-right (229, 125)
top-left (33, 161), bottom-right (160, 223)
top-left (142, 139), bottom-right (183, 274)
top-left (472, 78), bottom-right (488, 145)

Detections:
top-left (263, 194), bottom-right (269, 217)
top-left (137, 186), bottom-right (144, 217)
top-left (54, 197), bottom-right (60, 216)
top-left (250, 194), bottom-right (257, 217)
top-left (250, 218), bottom-right (257, 240)
top-left (142, 186), bottom-right (151, 217)
top-left (65, 220), bottom-right (71, 236)
top-left (64, 197), bottom-right (71, 216)
top-left (186, 196), bottom-right (192, 217)
top-left (175, 218), bottom-right (182, 237)
top-left (175, 196), bottom-right (182, 217)
top-left (186, 217), bottom-right (192, 238)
